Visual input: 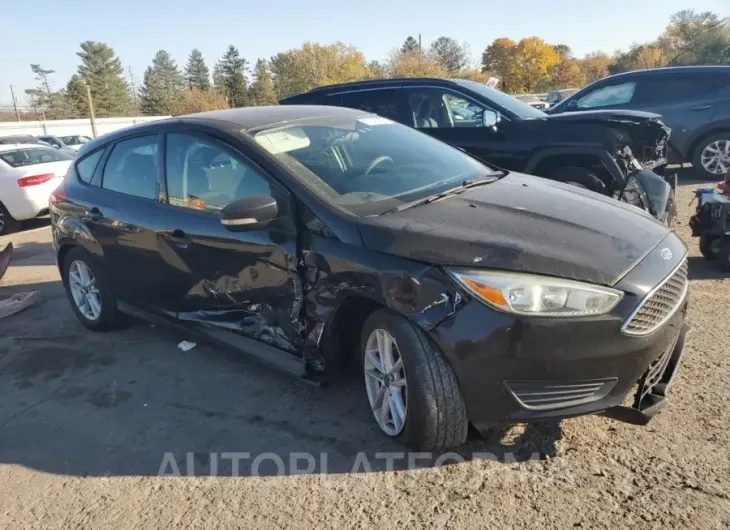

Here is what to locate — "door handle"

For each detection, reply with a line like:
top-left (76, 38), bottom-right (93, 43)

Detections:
top-left (83, 207), bottom-right (103, 222)
top-left (164, 229), bottom-right (190, 248)
top-left (691, 105), bottom-right (712, 111)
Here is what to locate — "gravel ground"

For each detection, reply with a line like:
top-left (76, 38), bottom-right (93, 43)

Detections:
top-left (0, 177), bottom-right (729, 529)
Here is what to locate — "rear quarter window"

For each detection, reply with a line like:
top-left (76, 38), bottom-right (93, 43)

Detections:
top-left (75, 149), bottom-right (105, 183)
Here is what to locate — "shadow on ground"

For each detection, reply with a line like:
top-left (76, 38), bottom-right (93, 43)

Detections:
top-left (0, 276), bottom-right (562, 479)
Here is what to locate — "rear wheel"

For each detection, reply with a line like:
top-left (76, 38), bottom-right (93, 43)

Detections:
top-left (62, 248), bottom-right (118, 331)
top-left (361, 309), bottom-right (468, 449)
top-left (547, 166), bottom-right (607, 194)
top-left (692, 133), bottom-right (730, 179)
top-left (716, 240), bottom-right (730, 272)
top-left (0, 202), bottom-right (19, 236)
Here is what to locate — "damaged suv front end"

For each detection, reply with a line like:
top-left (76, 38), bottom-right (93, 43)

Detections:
top-left (541, 109), bottom-right (676, 224)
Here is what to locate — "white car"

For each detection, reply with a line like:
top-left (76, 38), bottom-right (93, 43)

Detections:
top-left (0, 143), bottom-right (73, 235)
top-left (38, 134), bottom-right (91, 152)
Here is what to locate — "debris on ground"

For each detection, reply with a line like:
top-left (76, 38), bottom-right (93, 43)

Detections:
top-left (177, 340), bottom-right (197, 352)
top-left (0, 291), bottom-right (42, 320)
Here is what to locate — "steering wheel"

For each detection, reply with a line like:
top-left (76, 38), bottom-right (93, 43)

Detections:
top-left (364, 156), bottom-right (395, 176)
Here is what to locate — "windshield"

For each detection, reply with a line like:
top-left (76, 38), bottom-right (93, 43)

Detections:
top-left (60, 135), bottom-right (91, 145)
top-left (0, 146), bottom-right (73, 168)
top-left (451, 79), bottom-right (547, 119)
top-left (252, 115), bottom-right (497, 216)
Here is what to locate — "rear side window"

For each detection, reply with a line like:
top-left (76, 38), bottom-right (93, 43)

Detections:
top-left (102, 136), bottom-right (159, 200)
top-left (0, 146), bottom-right (73, 168)
top-left (340, 90), bottom-right (399, 121)
top-left (634, 74), bottom-right (724, 104)
top-left (76, 149), bottom-right (104, 183)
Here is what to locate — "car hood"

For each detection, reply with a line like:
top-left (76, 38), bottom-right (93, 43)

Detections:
top-left (541, 108), bottom-right (661, 123)
top-left (357, 173), bottom-right (670, 287)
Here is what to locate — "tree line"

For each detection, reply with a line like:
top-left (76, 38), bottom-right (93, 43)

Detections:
top-left (6, 9), bottom-right (729, 122)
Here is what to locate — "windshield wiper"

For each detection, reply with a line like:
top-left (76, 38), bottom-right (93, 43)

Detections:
top-left (386, 175), bottom-right (502, 214)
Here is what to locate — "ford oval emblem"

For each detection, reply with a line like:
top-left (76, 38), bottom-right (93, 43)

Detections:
top-left (660, 248), bottom-right (673, 260)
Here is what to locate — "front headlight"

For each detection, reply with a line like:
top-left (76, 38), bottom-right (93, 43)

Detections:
top-left (448, 269), bottom-right (623, 317)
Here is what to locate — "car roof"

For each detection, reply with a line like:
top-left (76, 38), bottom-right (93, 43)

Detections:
top-left (180, 104), bottom-right (370, 130)
top-left (281, 77), bottom-right (461, 99)
top-left (75, 105), bottom-right (374, 157)
top-left (602, 65), bottom-right (730, 81)
top-left (0, 143), bottom-right (47, 152)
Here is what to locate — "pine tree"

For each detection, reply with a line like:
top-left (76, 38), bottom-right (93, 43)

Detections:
top-left (74, 41), bottom-right (133, 117)
top-left (248, 59), bottom-right (277, 106)
top-left (139, 50), bottom-right (185, 115)
top-left (214, 45), bottom-right (248, 107)
top-left (401, 36), bottom-right (420, 54)
top-left (185, 49), bottom-right (211, 91)
top-left (64, 74), bottom-right (89, 117)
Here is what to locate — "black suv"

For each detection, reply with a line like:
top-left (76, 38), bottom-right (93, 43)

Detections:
top-left (549, 66), bottom-right (730, 179)
top-left (281, 78), bottom-right (675, 223)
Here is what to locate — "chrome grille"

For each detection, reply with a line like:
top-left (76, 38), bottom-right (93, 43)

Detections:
top-left (623, 260), bottom-right (688, 336)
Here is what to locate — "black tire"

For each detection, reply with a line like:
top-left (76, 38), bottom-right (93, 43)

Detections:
top-left (664, 188), bottom-right (677, 228)
top-left (547, 166), bottom-right (607, 194)
top-left (692, 132), bottom-right (730, 180)
top-left (0, 202), bottom-right (20, 236)
top-left (716, 240), bottom-right (730, 271)
top-left (700, 233), bottom-right (720, 261)
top-left (62, 247), bottom-right (118, 331)
top-left (360, 309), bottom-right (468, 449)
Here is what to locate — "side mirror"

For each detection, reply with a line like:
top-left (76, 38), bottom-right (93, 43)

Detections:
top-left (483, 110), bottom-right (500, 128)
top-left (220, 195), bottom-right (278, 230)
top-left (565, 99), bottom-right (578, 111)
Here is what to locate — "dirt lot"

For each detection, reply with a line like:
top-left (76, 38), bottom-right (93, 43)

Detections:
top-left (0, 176), bottom-right (729, 529)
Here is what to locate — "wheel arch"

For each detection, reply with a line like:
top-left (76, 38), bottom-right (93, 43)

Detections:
top-left (55, 217), bottom-right (105, 280)
top-left (526, 147), bottom-right (623, 190)
top-left (688, 126), bottom-right (730, 162)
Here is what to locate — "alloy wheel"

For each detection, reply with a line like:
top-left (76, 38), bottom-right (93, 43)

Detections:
top-left (701, 140), bottom-right (730, 175)
top-left (364, 328), bottom-right (408, 436)
top-left (68, 260), bottom-right (102, 321)
top-left (0, 209), bottom-right (5, 234)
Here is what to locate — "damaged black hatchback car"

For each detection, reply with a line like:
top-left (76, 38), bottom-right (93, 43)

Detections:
top-left (51, 106), bottom-right (689, 449)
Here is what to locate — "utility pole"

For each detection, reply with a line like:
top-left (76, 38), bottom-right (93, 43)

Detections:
top-left (128, 66), bottom-right (140, 115)
top-left (9, 84), bottom-right (21, 122)
top-left (85, 82), bottom-right (98, 138)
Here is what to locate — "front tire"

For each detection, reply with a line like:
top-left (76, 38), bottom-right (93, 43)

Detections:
top-left (62, 247), bottom-right (118, 331)
top-left (360, 309), bottom-right (468, 449)
top-left (547, 166), bottom-right (607, 194)
top-left (692, 133), bottom-right (730, 179)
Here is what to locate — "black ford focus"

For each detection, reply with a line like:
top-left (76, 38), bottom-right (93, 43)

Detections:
top-left (50, 106), bottom-right (689, 449)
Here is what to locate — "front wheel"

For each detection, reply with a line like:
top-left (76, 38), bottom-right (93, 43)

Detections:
top-left (547, 166), bottom-right (607, 194)
top-left (361, 309), bottom-right (468, 449)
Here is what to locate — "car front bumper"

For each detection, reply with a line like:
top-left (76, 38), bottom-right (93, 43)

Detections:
top-left (427, 230), bottom-right (690, 436)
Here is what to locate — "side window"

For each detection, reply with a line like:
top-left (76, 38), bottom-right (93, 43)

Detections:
top-left (634, 75), bottom-right (723, 104)
top-left (406, 89), bottom-right (487, 129)
top-left (576, 81), bottom-right (636, 109)
top-left (165, 133), bottom-right (271, 213)
top-left (76, 149), bottom-right (104, 184)
top-left (340, 90), bottom-right (399, 121)
top-left (102, 136), bottom-right (159, 200)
